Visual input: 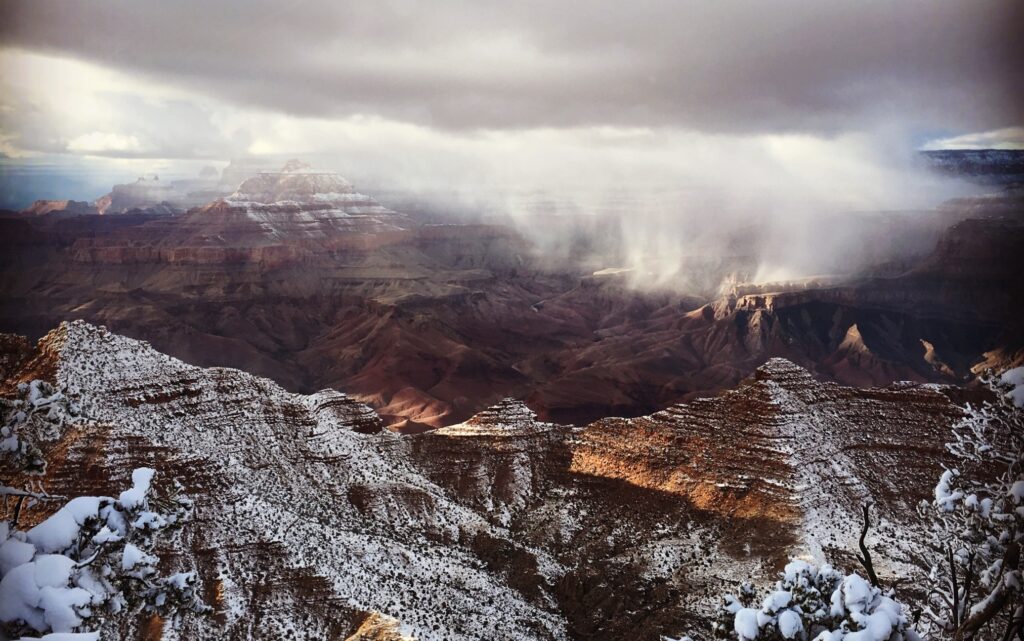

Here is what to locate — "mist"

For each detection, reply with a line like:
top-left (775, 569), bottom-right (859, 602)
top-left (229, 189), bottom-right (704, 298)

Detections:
top-left (1, 0), bottom-right (1016, 298)
top-left (298, 126), bottom-right (981, 296)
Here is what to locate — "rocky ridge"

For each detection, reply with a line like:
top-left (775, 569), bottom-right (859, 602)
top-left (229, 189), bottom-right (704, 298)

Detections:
top-left (1, 322), bottom-right (972, 641)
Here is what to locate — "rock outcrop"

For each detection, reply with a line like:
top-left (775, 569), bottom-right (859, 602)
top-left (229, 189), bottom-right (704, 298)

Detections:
top-left (1, 322), bottom-right (972, 640)
top-left (19, 200), bottom-right (100, 217)
top-left (2, 322), bottom-right (567, 641)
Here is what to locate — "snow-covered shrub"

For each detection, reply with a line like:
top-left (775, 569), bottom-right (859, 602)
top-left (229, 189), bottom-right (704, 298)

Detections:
top-left (712, 560), bottom-right (917, 641)
top-left (915, 368), bottom-right (1024, 641)
top-left (0, 468), bottom-right (209, 639)
top-left (1, 381), bottom-right (86, 477)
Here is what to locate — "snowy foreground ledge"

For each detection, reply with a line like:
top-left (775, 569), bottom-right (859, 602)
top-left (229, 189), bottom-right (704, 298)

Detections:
top-left (3, 323), bottom-right (1021, 640)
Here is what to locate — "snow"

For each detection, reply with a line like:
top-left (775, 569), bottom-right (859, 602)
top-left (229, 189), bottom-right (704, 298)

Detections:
top-left (933, 469), bottom-right (962, 512)
top-left (735, 608), bottom-right (760, 640)
top-left (726, 560), bottom-right (911, 641)
top-left (842, 574), bottom-right (874, 615)
top-left (1010, 479), bottom-right (1024, 503)
top-left (762, 590), bottom-right (792, 612)
top-left (1, 523), bottom-right (36, 576)
top-left (16, 630), bottom-right (98, 634)
top-left (844, 610), bottom-right (894, 641)
top-left (1, 433), bottom-right (18, 452)
top-left (999, 366), bottom-right (1024, 407)
top-left (26, 497), bottom-right (103, 554)
top-left (120, 543), bottom-right (145, 570)
top-left (90, 527), bottom-right (121, 545)
top-left (836, 576), bottom-right (905, 641)
top-left (830, 584), bottom-right (844, 618)
top-left (778, 610), bottom-right (803, 639)
top-left (37, 583), bottom-right (93, 633)
top-left (0, 554), bottom-right (90, 633)
top-left (783, 559), bottom-right (813, 583)
top-left (118, 468), bottom-right (154, 510)
top-left (164, 572), bottom-right (196, 590)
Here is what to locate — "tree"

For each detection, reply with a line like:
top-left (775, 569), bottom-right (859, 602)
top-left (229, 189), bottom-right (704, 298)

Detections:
top-left (708, 560), bottom-right (918, 641)
top-left (914, 369), bottom-right (1023, 641)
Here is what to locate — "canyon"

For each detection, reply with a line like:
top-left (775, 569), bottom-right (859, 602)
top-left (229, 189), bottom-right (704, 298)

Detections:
top-left (0, 320), bottom-right (981, 640)
top-left (1, 158), bottom-right (1022, 429)
top-left (0, 154), bottom-right (1021, 640)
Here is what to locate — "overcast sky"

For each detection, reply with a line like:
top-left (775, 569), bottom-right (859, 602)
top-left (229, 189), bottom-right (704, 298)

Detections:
top-left (0, 0), bottom-right (1021, 208)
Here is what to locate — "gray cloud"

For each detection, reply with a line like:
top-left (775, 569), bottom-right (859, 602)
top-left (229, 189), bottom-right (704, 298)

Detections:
top-left (0, 0), bottom-right (1020, 135)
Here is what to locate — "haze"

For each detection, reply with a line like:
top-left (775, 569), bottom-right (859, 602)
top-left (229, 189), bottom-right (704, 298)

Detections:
top-left (1, 0), bottom-right (1022, 283)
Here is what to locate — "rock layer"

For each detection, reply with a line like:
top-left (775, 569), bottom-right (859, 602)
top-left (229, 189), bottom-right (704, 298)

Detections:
top-left (1, 179), bottom-right (1021, 428)
top-left (3, 322), bottom-right (967, 640)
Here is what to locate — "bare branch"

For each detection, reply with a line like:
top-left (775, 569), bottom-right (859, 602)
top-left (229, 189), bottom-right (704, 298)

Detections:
top-left (963, 550), bottom-right (975, 624)
top-left (856, 503), bottom-right (880, 587)
top-left (0, 485), bottom-right (66, 501)
top-left (11, 495), bottom-right (25, 528)
top-left (950, 546), bottom-right (960, 629)
top-left (956, 542), bottom-right (1021, 641)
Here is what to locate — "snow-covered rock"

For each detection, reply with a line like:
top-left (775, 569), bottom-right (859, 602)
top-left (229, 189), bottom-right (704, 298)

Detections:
top-left (1, 321), bottom-right (973, 640)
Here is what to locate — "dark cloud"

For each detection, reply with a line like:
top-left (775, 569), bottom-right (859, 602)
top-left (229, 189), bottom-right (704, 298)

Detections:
top-left (0, 0), bottom-right (1020, 134)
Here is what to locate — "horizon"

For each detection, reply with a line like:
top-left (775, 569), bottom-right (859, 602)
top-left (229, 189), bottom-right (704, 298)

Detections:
top-left (2, 1), bottom-right (1022, 211)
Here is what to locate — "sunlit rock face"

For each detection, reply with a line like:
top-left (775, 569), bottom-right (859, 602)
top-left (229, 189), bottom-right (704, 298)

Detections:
top-left (2, 321), bottom-right (971, 641)
top-left (19, 200), bottom-right (100, 217)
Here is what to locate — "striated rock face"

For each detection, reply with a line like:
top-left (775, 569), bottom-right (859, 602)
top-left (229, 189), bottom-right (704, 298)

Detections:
top-left (231, 160), bottom-right (353, 203)
top-left (409, 359), bottom-right (969, 639)
top-left (1, 182), bottom-right (1020, 429)
top-left (435, 398), bottom-right (553, 435)
top-left (4, 321), bottom-right (567, 641)
top-left (70, 161), bottom-right (417, 265)
top-left (570, 358), bottom-right (963, 542)
top-left (1, 322), bottom-right (973, 640)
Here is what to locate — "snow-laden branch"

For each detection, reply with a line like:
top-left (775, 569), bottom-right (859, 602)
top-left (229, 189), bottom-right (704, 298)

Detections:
top-left (917, 367), bottom-right (1024, 641)
top-left (707, 560), bottom-right (918, 641)
top-left (0, 468), bottom-right (209, 639)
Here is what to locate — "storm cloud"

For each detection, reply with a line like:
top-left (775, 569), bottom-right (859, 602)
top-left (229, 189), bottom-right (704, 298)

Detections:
top-left (1, 0), bottom-right (1021, 136)
top-left (0, 0), bottom-right (1018, 279)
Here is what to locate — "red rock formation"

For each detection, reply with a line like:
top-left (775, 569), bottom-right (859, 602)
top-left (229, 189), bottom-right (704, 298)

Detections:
top-left (2, 322), bottom-right (977, 640)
